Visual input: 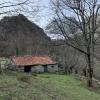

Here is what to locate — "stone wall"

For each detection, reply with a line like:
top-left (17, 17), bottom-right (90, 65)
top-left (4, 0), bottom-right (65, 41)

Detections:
top-left (9, 64), bottom-right (58, 72)
top-left (8, 65), bottom-right (24, 72)
top-left (47, 64), bottom-right (58, 72)
top-left (15, 66), bottom-right (24, 72)
top-left (31, 65), bottom-right (44, 72)
top-left (31, 64), bottom-right (58, 72)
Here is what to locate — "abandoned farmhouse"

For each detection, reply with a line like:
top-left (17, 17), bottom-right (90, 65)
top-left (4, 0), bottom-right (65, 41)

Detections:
top-left (9, 56), bottom-right (58, 72)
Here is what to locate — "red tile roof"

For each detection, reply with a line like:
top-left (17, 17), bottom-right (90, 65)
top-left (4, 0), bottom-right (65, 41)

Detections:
top-left (12, 56), bottom-right (56, 66)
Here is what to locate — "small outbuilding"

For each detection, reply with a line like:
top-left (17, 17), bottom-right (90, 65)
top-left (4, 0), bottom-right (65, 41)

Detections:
top-left (9, 55), bottom-right (58, 73)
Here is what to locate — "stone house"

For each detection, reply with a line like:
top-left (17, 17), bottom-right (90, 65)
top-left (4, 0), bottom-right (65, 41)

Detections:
top-left (9, 56), bottom-right (58, 72)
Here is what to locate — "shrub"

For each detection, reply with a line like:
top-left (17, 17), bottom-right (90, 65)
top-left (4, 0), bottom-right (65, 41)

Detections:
top-left (18, 75), bottom-right (31, 83)
top-left (32, 73), bottom-right (37, 76)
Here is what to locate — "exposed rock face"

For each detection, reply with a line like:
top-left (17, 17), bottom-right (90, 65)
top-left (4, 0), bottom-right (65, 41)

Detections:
top-left (0, 14), bottom-right (50, 56)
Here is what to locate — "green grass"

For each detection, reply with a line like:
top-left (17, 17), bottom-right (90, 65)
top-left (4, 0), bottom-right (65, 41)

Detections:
top-left (0, 71), bottom-right (99, 100)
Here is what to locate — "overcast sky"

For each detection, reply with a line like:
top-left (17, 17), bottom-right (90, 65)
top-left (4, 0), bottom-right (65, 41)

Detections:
top-left (0, 0), bottom-right (100, 30)
top-left (34, 0), bottom-right (53, 28)
top-left (0, 0), bottom-right (52, 29)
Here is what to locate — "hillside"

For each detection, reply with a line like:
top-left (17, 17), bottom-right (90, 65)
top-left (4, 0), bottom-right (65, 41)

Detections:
top-left (0, 14), bottom-right (51, 56)
top-left (0, 71), bottom-right (100, 100)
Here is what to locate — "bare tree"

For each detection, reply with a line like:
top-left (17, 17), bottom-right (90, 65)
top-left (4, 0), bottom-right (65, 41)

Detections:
top-left (0, 0), bottom-right (28, 15)
top-left (51, 0), bottom-right (100, 87)
top-left (0, 0), bottom-right (41, 22)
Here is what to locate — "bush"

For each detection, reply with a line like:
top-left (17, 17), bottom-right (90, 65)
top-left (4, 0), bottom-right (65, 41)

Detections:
top-left (18, 75), bottom-right (31, 83)
top-left (32, 73), bottom-right (37, 76)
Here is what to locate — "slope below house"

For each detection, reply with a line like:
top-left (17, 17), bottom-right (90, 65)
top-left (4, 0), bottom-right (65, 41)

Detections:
top-left (9, 55), bottom-right (58, 72)
top-left (0, 14), bottom-right (51, 56)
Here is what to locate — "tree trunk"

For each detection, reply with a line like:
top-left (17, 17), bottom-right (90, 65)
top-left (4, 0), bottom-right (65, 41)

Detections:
top-left (86, 51), bottom-right (93, 87)
top-left (0, 63), bottom-right (2, 74)
top-left (87, 67), bottom-right (93, 87)
top-left (65, 67), bottom-right (68, 74)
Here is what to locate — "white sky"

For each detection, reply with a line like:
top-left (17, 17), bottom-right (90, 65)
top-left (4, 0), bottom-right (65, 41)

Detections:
top-left (0, 0), bottom-right (53, 28)
top-left (0, 0), bottom-right (100, 30)
top-left (33, 0), bottom-right (53, 28)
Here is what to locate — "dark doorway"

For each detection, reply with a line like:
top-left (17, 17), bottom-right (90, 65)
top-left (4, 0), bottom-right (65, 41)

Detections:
top-left (24, 66), bottom-right (31, 72)
top-left (43, 65), bottom-right (48, 72)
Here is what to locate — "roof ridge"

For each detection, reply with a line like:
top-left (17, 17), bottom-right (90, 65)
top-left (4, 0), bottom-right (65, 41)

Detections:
top-left (13, 55), bottom-right (50, 58)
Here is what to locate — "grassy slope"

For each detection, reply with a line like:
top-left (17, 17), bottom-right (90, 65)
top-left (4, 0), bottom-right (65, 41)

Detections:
top-left (0, 72), bottom-right (99, 100)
